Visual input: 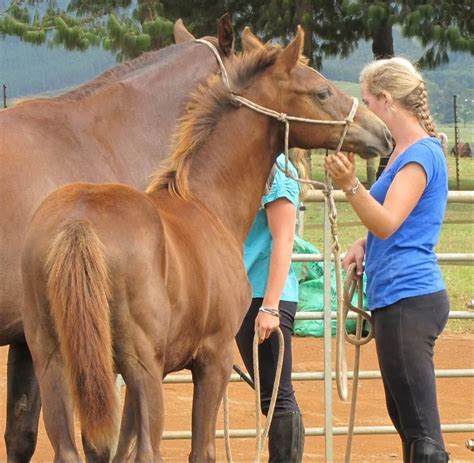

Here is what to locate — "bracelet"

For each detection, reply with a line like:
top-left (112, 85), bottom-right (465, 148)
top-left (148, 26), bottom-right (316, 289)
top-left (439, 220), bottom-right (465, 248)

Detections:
top-left (343, 177), bottom-right (360, 195)
top-left (258, 307), bottom-right (281, 318)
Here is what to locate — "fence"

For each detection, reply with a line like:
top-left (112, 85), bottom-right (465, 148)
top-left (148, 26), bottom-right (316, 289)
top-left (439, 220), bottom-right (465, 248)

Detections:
top-left (160, 190), bottom-right (474, 460)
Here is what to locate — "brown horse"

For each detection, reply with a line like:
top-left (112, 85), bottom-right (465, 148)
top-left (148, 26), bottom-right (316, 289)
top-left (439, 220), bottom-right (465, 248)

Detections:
top-left (0, 17), bottom-right (234, 463)
top-left (21, 27), bottom-right (392, 462)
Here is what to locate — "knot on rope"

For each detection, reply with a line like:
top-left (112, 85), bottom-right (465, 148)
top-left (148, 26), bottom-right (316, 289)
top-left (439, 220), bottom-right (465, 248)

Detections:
top-left (322, 187), bottom-right (332, 197)
top-left (330, 222), bottom-right (339, 236)
top-left (277, 113), bottom-right (287, 122)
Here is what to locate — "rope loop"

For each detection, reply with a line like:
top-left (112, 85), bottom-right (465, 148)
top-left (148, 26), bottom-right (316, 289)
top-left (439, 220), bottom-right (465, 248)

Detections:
top-left (254, 328), bottom-right (285, 463)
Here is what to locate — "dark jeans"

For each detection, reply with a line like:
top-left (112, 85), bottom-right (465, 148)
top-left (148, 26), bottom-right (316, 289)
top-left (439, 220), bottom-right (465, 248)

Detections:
top-left (236, 298), bottom-right (300, 415)
top-left (372, 290), bottom-right (450, 447)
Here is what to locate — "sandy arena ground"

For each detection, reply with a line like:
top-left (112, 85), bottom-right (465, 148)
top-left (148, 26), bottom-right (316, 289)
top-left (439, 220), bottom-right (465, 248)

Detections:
top-left (0, 332), bottom-right (473, 462)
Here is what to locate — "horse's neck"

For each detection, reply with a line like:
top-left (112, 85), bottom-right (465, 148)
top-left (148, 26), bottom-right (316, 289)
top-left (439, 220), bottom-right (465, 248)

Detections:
top-left (86, 43), bottom-right (217, 121)
top-left (73, 42), bottom-right (220, 178)
top-left (190, 109), bottom-right (282, 244)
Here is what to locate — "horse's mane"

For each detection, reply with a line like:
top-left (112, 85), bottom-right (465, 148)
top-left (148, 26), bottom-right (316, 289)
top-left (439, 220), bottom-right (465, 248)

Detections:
top-left (146, 44), bottom-right (283, 199)
top-left (54, 42), bottom-right (191, 101)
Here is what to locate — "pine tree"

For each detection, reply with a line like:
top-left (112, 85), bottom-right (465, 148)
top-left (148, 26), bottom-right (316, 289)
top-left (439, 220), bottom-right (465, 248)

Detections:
top-left (0, 0), bottom-right (174, 60)
top-left (158, 0), bottom-right (473, 69)
top-left (2, 1), bottom-right (472, 66)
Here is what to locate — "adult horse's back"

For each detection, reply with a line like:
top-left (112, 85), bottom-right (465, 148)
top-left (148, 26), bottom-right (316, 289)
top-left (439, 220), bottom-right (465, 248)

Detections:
top-left (22, 26), bottom-right (393, 462)
top-left (0, 17), bottom-right (234, 462)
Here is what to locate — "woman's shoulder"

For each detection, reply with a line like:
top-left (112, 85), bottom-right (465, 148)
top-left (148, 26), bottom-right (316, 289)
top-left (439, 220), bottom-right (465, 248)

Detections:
top-left (397, 137), bottom-right (445, 169)
top-left (275, 153), bottom-right (298, 177)
top-left (262, 154), bottom-right (300, 206)
top-left (406, 137), bottom-right (444, 158)
top-left (396, 137), bottom-right (447, 185)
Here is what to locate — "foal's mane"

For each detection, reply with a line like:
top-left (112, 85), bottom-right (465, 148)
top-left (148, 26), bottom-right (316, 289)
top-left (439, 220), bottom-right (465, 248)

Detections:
top-left (146, 44), bottom-right (283, 199)
top-left (55, 42), bottom-right (192, 102)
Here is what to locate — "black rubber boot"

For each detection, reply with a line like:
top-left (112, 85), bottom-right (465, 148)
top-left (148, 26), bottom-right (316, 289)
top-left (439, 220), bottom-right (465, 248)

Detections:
top-left (403, 440), bottom-right (411, 463)
top-left (410, 437), bottom-right (450, 463)
top-left (268, 411), bottom-right (304, 463)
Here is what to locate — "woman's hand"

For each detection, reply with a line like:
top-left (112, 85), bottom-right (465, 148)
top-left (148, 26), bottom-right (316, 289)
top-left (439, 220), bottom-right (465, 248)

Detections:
top-left (255, 311), bottom-right (280, 343)
top-left (343, 238), bottom-right (366, 279)
top-left (324, 152), bottom-right (357, 192)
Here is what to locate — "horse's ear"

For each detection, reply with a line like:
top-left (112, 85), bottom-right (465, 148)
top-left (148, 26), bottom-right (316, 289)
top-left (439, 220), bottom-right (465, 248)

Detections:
top-left (174, 18), bottom-right (195, 43)
top-left (217, 13), bottom-right (235, 57)
top-left (277, 25), bottom-right (304, 73)
top-left (241, 26), bottom-right (264, 53)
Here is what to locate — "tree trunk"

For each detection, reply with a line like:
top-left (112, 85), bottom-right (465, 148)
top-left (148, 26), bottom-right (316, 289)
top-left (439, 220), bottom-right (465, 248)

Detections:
top-left (371, 18), bottom-right (394, 59)
top-left (367, 18), bottom-right (394, 183)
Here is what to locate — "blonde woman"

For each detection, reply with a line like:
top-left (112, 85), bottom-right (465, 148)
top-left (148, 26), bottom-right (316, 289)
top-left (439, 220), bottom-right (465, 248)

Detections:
top-left (236, 149), bottom-right (308, 462)
top-left (325, 58), bottom-right (450, 463)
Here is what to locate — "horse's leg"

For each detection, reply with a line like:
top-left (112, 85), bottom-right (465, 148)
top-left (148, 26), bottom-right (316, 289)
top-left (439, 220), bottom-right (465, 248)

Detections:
top-left (5, 342), bottom-right (41, 463)
top-left (115, 356), bottom-right (165, 463)
top-left (113, 386), bottom-right (137, 463)
top-left (35, 350), bottom-right (80, 463)
top-left (189, 341), bottom-right (234, 462)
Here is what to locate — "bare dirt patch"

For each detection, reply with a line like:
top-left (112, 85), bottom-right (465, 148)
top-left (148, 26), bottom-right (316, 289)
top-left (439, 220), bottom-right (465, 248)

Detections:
top-left (1, 332), bottom-right (473, 462)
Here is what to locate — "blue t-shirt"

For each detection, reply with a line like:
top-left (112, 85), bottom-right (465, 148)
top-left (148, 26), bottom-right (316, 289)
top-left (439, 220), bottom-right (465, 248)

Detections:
top-left (244, 154), bottom-right (300, 302)
top-left (365, 137), bottom-right (448, 310)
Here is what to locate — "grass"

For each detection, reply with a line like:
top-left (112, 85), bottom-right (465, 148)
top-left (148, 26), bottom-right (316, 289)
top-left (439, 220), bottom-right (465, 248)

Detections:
top-left (300, 152), bottom-right (474, 333)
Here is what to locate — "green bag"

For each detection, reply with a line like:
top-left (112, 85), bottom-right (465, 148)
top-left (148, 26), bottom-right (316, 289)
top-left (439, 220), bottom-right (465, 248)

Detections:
top-left (292, 235), bottom-right (367, 337)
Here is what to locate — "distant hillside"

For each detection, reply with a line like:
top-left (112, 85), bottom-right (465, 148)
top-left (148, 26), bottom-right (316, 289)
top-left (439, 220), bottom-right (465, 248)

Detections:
top-left (322, 29), bottom-right (474, 124)
top-left (0, 36), bottom-right (115, 101)
top-left (1, 27), bottom-right (472, 122)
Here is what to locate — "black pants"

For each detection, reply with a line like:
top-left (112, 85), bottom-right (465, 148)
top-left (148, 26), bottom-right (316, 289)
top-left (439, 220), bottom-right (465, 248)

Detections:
top-left (372, 290), bottom-right (450, 447)
top-left (236, 298), bottom-right (300, 415)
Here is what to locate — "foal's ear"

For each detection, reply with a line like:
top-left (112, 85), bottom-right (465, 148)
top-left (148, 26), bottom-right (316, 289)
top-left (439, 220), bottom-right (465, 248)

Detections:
top-left (242, 27), bottom-right (264, 53)
top-left (218, 13), bottom-right (235, 57)
top-left (174, 18), bottom-right (195, 43)
top-left (277, 25), bottom-right (304, 73)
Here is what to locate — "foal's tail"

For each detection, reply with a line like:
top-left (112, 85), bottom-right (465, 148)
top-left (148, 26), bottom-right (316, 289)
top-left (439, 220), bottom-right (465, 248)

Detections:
top-left (46, 220), bottom-right (118, 450)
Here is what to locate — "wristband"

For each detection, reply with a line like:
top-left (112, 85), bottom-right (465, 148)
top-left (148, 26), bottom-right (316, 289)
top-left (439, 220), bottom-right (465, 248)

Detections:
top-left (258, 307), bottom-right (280, 318)
top-left (343, 177), bottom-right (360, 195)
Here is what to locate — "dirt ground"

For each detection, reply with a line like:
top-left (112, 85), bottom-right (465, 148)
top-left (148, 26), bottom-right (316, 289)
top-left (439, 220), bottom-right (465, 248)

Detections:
top-left (0, 332), bottom-right (473, 462)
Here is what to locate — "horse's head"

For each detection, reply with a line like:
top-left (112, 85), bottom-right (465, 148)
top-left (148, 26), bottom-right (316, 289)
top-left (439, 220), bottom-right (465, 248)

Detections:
top-left (240, 27), bottom-right (393, 159)
top-left (174, 14), bottom-right (235, 58)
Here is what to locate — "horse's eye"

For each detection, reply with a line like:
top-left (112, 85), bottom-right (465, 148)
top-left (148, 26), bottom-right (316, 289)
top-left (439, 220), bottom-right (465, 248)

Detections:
top-left (316, 89), bottom-right (331, 100)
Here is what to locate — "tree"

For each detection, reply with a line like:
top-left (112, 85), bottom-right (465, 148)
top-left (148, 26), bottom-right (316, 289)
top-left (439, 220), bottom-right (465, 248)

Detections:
top-left (2, 1), bottom-right (472, 66)
top-left (157, 1), bottom-right (473, 70)
top-left (0, 0), bottom-right (175, 60)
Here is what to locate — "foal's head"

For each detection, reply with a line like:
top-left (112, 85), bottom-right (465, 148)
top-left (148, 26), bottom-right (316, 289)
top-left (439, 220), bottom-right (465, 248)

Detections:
top-left (239, 27), bottom-right (393, 158)
top-left (148, 27), bottom-right (393, 199)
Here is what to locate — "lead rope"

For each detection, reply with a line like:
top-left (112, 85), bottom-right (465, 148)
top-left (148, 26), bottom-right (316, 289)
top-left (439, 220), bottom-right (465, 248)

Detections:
top-left (343, 263), bottom-right (374, 463)
top-left (254, 328), bottom-right (285, 463)
top-left (223, 329), bottom-right (284, 463)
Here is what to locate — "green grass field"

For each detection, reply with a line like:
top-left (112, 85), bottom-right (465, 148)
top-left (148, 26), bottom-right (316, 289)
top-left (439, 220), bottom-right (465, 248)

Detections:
top-left (301, 154), bottom-right (474, 332)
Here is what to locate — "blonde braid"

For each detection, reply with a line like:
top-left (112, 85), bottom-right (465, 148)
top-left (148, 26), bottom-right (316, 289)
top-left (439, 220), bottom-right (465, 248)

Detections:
top-left (414, 81), bottom-right (438, 137)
